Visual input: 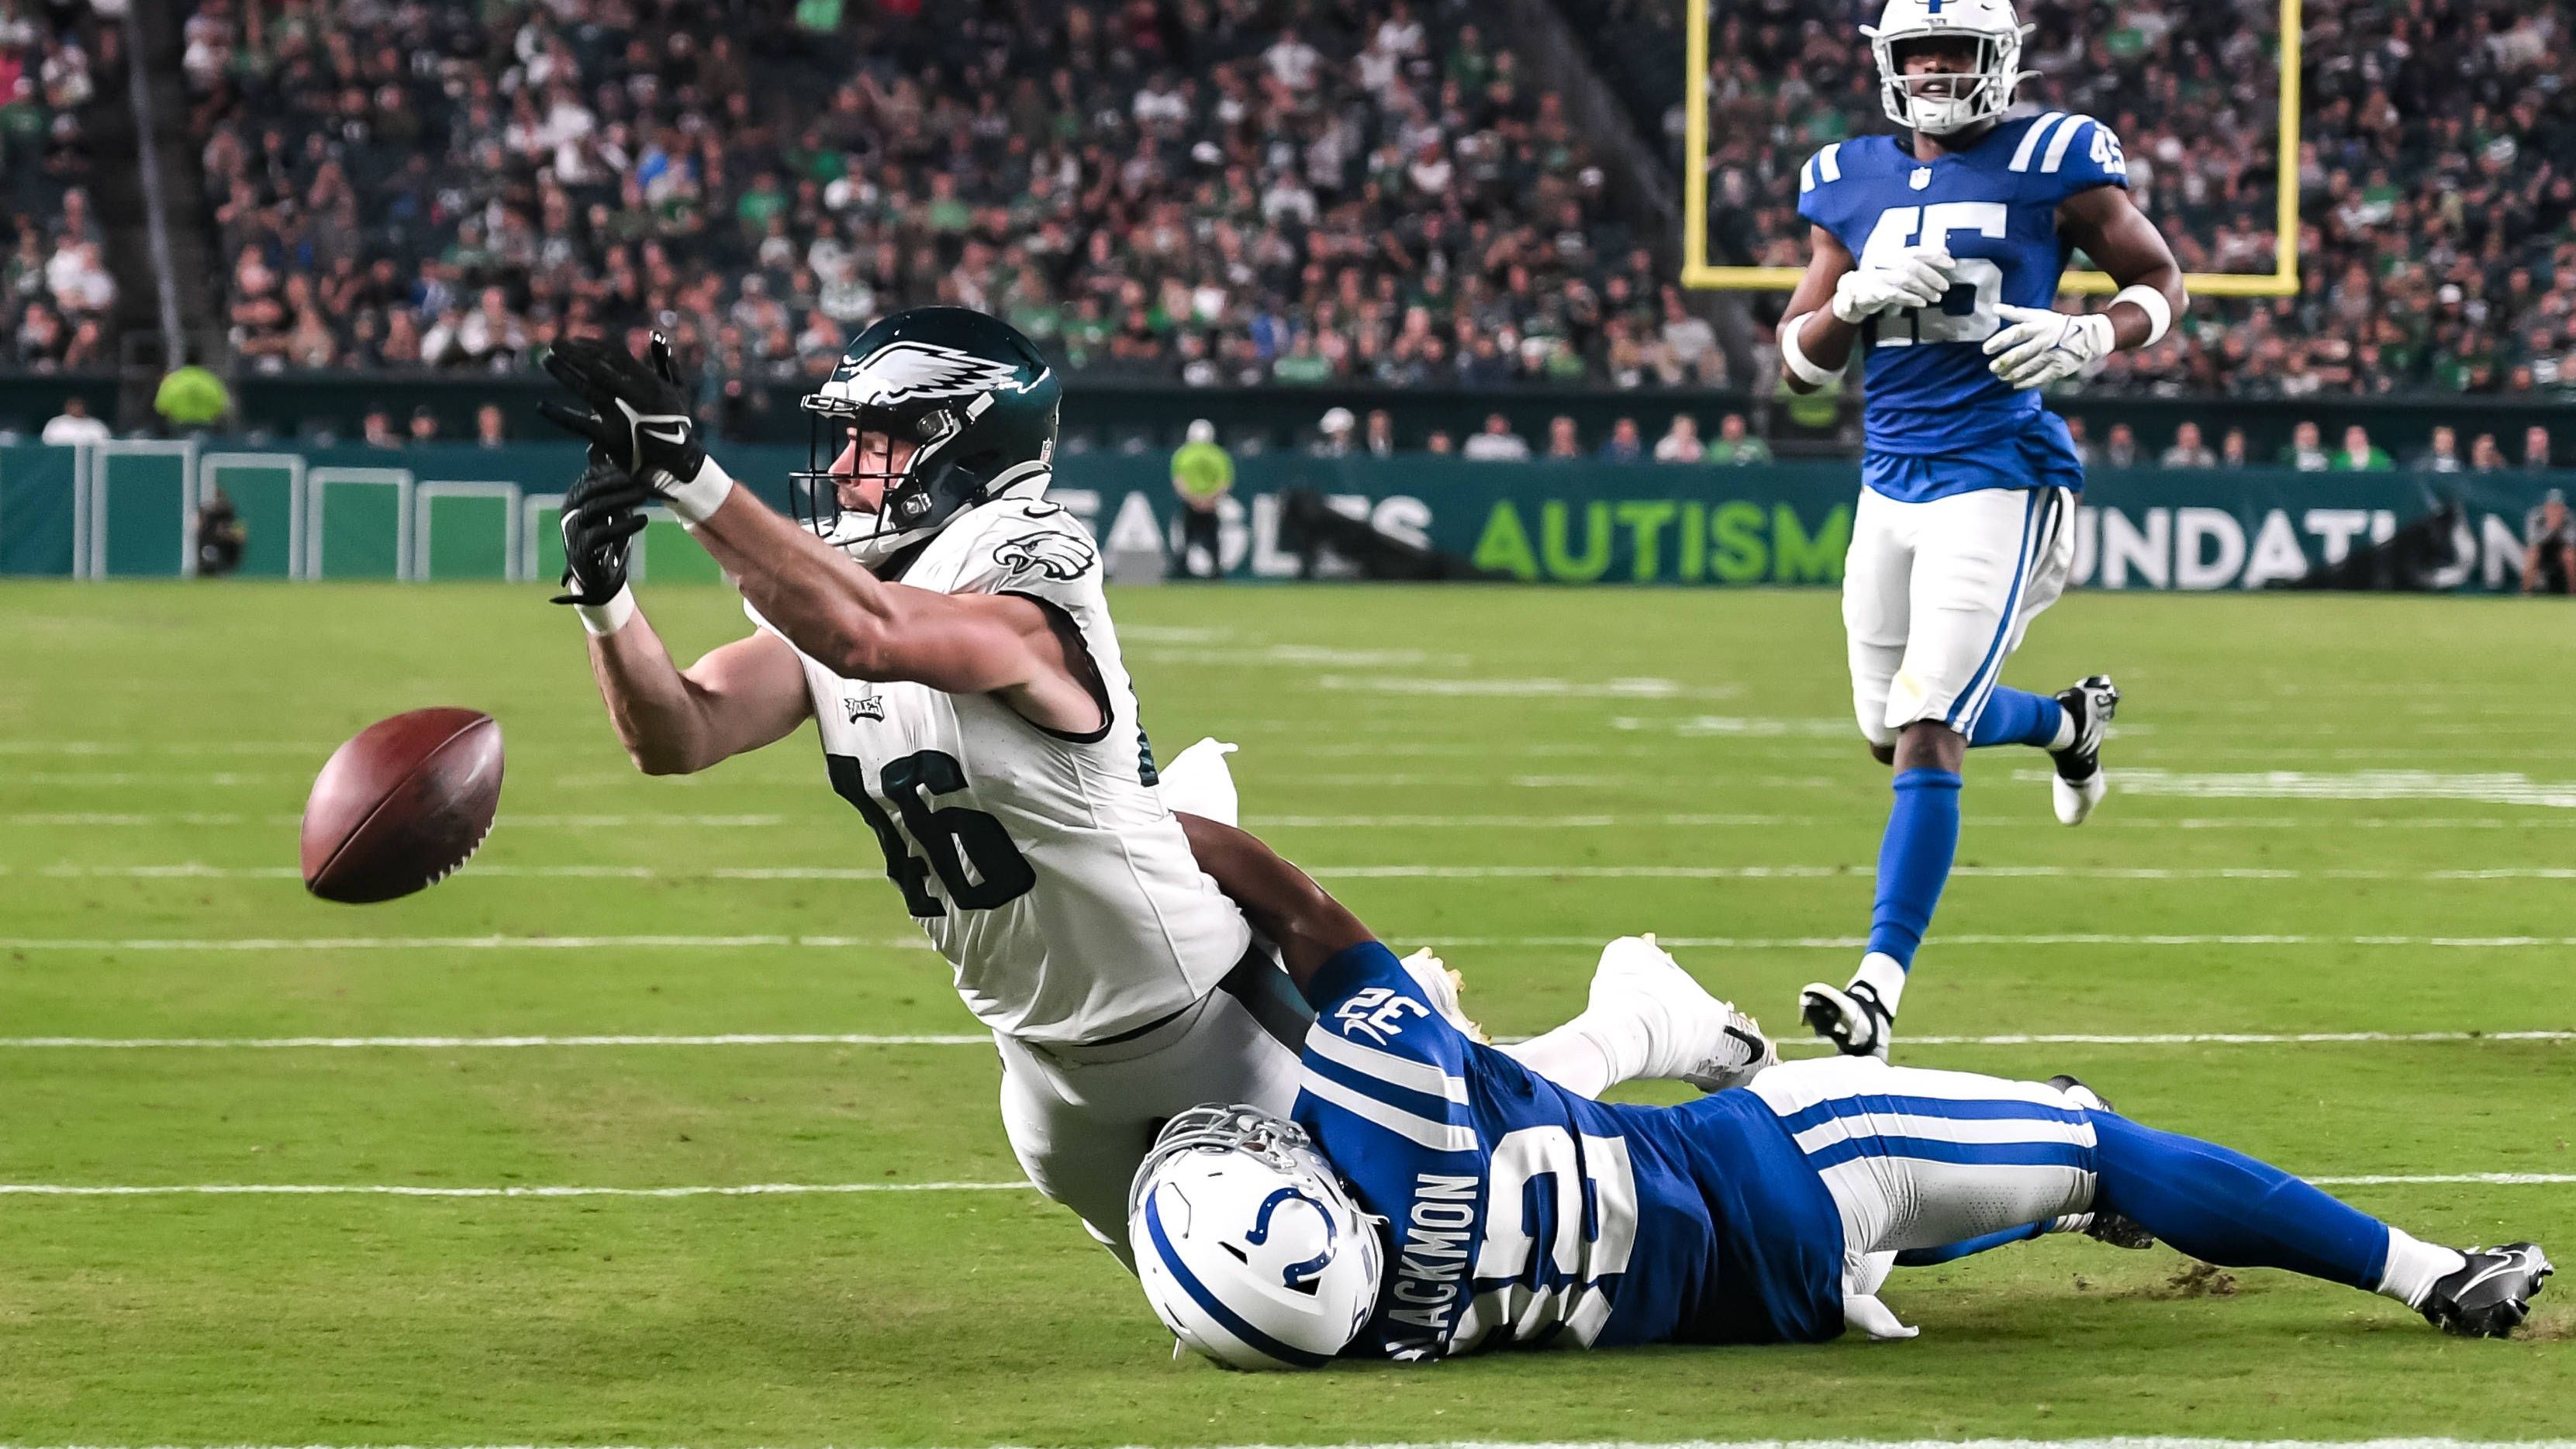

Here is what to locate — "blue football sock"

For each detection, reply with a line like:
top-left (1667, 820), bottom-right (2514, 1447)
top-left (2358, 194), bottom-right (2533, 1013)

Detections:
top-left (1969, 687), bottom-right (2066, 749)
top-left (1863, 768), bottom-right (1962, 969)
top-left (1894, 1220), bottom-right (2050, 1268)
top-left (2091, 1112), bottom-right (2388, 1290)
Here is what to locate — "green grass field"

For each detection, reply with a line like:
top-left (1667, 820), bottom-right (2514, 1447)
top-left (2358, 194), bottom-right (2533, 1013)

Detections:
top-left (2, 579), bottom-right (2571, 1446)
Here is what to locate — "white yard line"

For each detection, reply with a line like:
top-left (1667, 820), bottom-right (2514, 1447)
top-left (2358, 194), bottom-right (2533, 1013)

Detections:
top-left (1, 1175), bottom-right (2565, 1200)
top-left (0, 1030), bottom-right (2564, 1051)
top-left (22, 810), bottom-right (2576, 831)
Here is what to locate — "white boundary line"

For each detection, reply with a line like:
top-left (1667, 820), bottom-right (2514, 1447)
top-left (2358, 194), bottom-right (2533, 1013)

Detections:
top-left (2, 1175), bottom-right (2567, 1199)
top-left (1, 1030), bottom-right (2567, 1051)
top-left (10, 933), bottom-right (2576, 953)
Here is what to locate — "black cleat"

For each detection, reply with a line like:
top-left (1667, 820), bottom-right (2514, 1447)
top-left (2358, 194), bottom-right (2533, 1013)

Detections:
top-left (2046, 1074), bottom-right (2156, 1250)
top-left (1798, 980), bottom-right (1892, 1060)
top-left (2422, 1242), bottom-right (2553, 1337)
top-left (2049, 675), bottom-right (2118, 826)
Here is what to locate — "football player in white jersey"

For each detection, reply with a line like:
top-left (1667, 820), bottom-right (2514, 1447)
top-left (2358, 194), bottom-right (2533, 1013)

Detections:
top-left (538, 310), bottom-right (1767, 1261)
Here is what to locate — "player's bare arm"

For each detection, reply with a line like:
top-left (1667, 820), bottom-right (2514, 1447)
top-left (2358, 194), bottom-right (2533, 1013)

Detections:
top-left (2056, 184), bottom-right (2187, 350)
top-left (1172, 812), bottom-right (1372, 989)
top-left (550, 456), bottom-right (813, 775)
top-left (539, 333), bottom-right (1104, 738)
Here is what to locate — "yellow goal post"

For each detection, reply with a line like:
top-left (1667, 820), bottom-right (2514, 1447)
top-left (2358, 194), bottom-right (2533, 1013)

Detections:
top-left (1680, 0), bottom-right (2302, 297)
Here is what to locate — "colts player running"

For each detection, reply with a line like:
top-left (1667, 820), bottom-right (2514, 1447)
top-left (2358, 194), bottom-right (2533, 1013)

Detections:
top-left (1780, 0), bottom-right (2188, 1059)
top-left (1127, 821), bottom-right (2552, 1367)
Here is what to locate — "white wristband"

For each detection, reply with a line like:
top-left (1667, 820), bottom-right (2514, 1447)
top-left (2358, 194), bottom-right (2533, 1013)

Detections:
top-left (659, 454), bottom-right (736, 528)
top-left (1780, 311), bottom-right (1839, 387)
top-left (573, 584), bottom-right (637, 637)
top-left (2112, 284), bottom-right (2173, 347)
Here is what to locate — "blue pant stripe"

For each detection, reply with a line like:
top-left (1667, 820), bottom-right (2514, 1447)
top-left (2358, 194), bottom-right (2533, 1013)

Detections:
top-left (1943, 489), bottom-right (2047, 730)
top-left (1774, 1090), bottom-right (2090, 1138)
top-left (1803, 1132), bottom-right (2092, 1175)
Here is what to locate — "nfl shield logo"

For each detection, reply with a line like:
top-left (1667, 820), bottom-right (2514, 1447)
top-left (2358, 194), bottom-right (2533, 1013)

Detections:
top-left (1910, 167), bottom-right (1933, 190)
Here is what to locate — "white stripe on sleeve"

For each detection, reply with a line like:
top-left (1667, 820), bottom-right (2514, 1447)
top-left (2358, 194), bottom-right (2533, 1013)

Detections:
top-left (2009, 112), bottom-right (2069, 173)
top-left (2042, 115), bottom-right (2095, 174)
top-left (1304, 1026), bottom-right (1470, 1103)
top-left (1818, 143), bottom-right (1843, 182)
top-left (1300, 1070), bottom-right (1479, 1152)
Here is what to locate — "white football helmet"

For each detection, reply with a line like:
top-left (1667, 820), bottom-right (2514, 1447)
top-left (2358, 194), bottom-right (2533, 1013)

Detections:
top-left (1863, 0), bottom-right (2034, 136)
top-left (1128, 1105), bottom-right (1383, 1371)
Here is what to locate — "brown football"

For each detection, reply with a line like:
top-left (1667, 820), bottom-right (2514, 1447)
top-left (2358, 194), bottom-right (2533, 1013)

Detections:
top-left (300, 708), bottom-right (505, 903)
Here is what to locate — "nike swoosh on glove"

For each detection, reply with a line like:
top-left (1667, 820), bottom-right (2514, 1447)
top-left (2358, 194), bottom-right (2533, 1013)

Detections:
top-left (1829, 247), bottom-right (1956, 324)
top-left (1982, 305), bottom-right (2117, 389)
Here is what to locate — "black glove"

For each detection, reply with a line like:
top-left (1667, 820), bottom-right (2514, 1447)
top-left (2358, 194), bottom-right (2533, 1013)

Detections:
top-left (551, 455), bottom-right (655, 607)
top-left (538, 333), bottom-right (707, 487)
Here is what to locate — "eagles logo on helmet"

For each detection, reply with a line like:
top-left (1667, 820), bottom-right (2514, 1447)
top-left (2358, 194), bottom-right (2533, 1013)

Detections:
top-left (793, 306), bottom-right (1063, 571)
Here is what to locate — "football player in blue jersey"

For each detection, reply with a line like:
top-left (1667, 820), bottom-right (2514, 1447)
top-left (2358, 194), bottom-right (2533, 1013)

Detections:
top-left (1778, 0), bottom-right (2188, 1061)
top-left (1127, 817), bottom-right (2551, 1366)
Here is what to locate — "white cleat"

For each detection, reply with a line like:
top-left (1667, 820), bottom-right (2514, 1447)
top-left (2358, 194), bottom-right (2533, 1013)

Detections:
top-left (2049, 675), bottom-right (2119, 826)
top-left (1590, 933), bottom-right (1777, 1092)
top-left (1397, 947), bottom-right (1489, 1044)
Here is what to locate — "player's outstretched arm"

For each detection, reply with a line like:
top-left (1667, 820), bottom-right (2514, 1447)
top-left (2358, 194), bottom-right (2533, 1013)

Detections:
top-left (551, 455), bottom-right (813, 776)
top-left (540, 334), bottom-right (1101, 736)
top-left (1174, 812), bottom-right (1374, 989)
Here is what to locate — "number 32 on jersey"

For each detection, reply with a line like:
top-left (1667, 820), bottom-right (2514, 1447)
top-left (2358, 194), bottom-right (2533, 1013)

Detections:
top-left (1858, 201), bottom-right (2006, 348)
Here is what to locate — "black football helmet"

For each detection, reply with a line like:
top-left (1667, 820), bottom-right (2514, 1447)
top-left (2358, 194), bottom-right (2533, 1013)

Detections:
top-left (793, 306), bottom-right (1062, 567)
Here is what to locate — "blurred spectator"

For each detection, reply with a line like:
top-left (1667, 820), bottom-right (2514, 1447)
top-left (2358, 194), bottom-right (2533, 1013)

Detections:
top-left (2334, 424), bottom-right (2393, 471)
top-left (2416, 426), bottom-right (2464, 473)
top-left (2472, 433), bottom-right (2509, 471)
top-left (1461, 413), bottom-right (1528, 461)
top-left (1599, 416), bottom-right (1644, 462)
top-left (2160, 421), bottom-right (2216, 468)
top-left (408, 406), bottom-right (441, 444)
top-left (2525, 426), bottom-right (2555, 470)
top-left (1363, 409), bottom-right (1396, 457)
top-left (1170, 419), bottom-right (1232, 580)
top-left (1706, 412), bottom-right (1772, 465)
top-left (475, 404), bottom-right (508, 447)
top-left (40, 395), bottom-right (109, 444)
top-left (195, 485), bottom-right (246, 578)
top-left (361, 409), bottom-right (400, 449)
top-left (2281, 420), bottom-right (2329, 471)
top-left (1545, 415), bottom-right (1580, 458)
top-left (1659, 287), bottom-right (1721, 385)
top-left (2105, 423), bottom-right (2139, 468)
top-left (2524, 489), bottom-right (2574, 595)
top-left (179, 0), bottom-right (1643, 389)
top-left (2219, 427), bottom-right (2250, 467)
top-left (1313, 408), bottom-right (1357, 458)
top-left (1426, 430), bottom-right (1455, 455)
top-left (1652, 412), bottom-right (1702, 463)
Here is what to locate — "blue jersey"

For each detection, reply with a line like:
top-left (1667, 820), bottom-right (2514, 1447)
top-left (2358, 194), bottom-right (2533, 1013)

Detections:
top-left (1291, 942), bottom-right (1846, 1360)
top-left (1798, 112), bottom-right (2128, 500)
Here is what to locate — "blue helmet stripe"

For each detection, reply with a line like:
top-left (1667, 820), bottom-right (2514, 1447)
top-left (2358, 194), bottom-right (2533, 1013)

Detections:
top-left (1144, 1192), bottom-right (1335, 1368)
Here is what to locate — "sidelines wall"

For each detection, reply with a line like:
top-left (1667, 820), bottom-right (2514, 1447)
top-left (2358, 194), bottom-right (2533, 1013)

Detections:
top-left (0, 440), bottom-right (2559, 591)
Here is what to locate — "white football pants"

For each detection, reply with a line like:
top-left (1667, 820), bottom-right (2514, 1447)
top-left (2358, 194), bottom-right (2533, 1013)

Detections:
top-left (1843, 485), bottom-right (2076, 745)
top-left (1747, 1056), bottom-right (2098, 1337)
top-left (996, 973), bottom-right (1305, 1268)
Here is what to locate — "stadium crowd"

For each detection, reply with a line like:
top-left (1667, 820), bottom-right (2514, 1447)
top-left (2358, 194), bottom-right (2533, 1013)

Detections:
top-left (179, 0), bottom-right (1740, 397)
top-left (1623, 0), bottom-right (2576, 399)
top-left (0, 2), bottom-right (116, 373)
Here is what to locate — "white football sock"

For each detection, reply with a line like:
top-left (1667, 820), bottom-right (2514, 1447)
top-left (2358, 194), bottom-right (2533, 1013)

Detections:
top-left (2046, 708), bottom-right (2078, 752)
top-left (2374, 1226), bottom-right (2467, 1309)
top-left (1851, 951), bottom-right (1908, 1017)
top-left (1501, 1013), bottom-right (1649, 1100)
